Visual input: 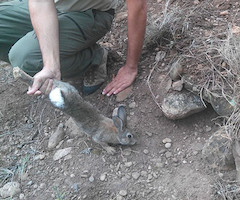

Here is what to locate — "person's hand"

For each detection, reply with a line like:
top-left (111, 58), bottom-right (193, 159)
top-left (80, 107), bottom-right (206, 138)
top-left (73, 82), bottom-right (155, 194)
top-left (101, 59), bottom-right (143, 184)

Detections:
top-left (27, 67), bottom-right (61, 95)
top-left (102, 65), bottom-right (137, 96)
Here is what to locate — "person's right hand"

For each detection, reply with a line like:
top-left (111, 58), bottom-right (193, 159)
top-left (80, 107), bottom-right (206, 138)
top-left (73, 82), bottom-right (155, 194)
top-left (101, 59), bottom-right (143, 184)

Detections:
top-left (27, 67), bottom-right (61, 95)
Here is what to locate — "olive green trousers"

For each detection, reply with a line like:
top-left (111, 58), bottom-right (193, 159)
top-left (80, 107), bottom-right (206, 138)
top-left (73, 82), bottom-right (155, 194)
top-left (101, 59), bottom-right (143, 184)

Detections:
top-left (0, 0), bottom-right (114, 77)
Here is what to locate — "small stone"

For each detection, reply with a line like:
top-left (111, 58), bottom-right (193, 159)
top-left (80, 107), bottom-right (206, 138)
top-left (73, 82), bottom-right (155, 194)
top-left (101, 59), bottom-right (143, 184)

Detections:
top-left (159, 149), bottom-right (167, 154)
top-left (162, 138), bottom-right (172, 143)
top-left (48, 123), bottom-right (65, 150)
top-left (146, 132), bottom-right (153, 137)
top-left (183, 160), bottom-right (187, 164)
top-left (112, 107), bottom-right (118, 117)
top-left (156, 162), bottom-right (164, 168)
top-left (193, 0), bottom-right (200, 5)
top-left (124, 162), bottom-right (133, 168)
top-left (100, 173), bottom-right (106, 181)
top-left (53, 147), bottom-right (72, 161)
top-left (116, 86), bottom-right (133, 102)
top-left (169, 60), bottom-right (183, 81)
top-left (143, 149), bottom-right (149, 154)
top-left (220, 10), bottom-right (229, 16)
top-left (205, 126), bottom-right (212, 132)
top-left (33, 154), bottom-right (45, 160)
top-left (122, 148), bottom-right (132, 156)
top-left (141, 171), bottom-right (148, 177)
top-left (172, 80), bottom-right (183, 91)
top-left (19, 193), bottom-right (25, 199)
top-left (132, 172), bottom-right (140, 180)
top-left (116, 195), bottom-right (123, 200)
top-left (165, 152), bottom-right (173, 158)
top-left (172, 158), bottom-right (178, 163)
top-left (89, 175), bottom-right (94, 182)
top-left (115, 11), bottom-right (128, 23)
top-left (155, 51), bottom-right (166, 62)
top-left (119, 190), bottom-right (128, 197)
top-left (193, 151), bottom-right (198, 156)
top-left (148, 174), bottom-right (153, 180)
top-left (218, 173), bottom-right (224, 178)
top-left (129, 102), bottom-right (136, 109)
top-left (165, 143), bottom-right (172, 149)
top-left (0, 182), bottom-right (21, 198)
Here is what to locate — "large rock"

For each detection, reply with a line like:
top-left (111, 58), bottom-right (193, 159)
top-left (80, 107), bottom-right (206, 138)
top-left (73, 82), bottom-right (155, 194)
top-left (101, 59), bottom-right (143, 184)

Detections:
top-left (162, 90), bottom-right (206, 120)
top-left (202, 130), bottom-right (235, 171)
top-left (183, 75), bottom-right (236, 116)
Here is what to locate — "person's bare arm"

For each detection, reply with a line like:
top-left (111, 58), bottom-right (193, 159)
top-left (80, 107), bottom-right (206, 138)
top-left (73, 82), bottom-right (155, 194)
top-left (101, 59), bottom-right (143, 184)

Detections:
top-left (102, 0), bottom-right (147, 96)
top-left (27, 0), bottom-right (61, 95)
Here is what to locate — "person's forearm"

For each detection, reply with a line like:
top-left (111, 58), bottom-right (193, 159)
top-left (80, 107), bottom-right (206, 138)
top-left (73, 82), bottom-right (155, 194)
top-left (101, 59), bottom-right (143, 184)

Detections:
top-left (29, 0), bottom-right (60, 75)
top-left (126, 0), bottom-right (147, 68)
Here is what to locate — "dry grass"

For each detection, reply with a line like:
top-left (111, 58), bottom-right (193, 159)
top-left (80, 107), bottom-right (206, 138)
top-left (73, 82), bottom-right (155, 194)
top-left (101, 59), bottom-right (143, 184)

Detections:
top-left (213, 179), bottom-right (240, 200)
top-left (213, 30), bottom-right (240, 139)
top-left (144, 0), bottom-right (192, 48)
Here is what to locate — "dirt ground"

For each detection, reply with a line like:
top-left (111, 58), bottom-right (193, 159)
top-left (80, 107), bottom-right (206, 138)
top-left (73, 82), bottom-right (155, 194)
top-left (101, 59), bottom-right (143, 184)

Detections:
top-left (1, 0), bottom-right (240, 200)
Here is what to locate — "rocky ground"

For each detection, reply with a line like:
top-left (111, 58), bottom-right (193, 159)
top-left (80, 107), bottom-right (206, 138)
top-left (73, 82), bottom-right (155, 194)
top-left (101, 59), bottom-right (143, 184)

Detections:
top-left (1, 0), bottom-right (240, 200)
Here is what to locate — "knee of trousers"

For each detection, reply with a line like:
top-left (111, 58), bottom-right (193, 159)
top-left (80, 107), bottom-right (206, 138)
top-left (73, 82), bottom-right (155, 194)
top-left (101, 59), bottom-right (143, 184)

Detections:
top-left (8, 35), bottom-right (43, 76)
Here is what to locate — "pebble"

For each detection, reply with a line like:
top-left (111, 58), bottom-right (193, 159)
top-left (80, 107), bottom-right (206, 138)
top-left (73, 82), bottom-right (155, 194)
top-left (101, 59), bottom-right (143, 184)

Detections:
top-left (205, 126), bottom-right (212, 132)
top-left (146, 132), bottom-right (153, 137)
top-left (19, 193), bottom-right (25, 199)
top-left (143, 149), bottom-right (149, 154)
top-left (220, 10), bottom-right (229, 16)
top-left (132, 172), bottom-right (140, 180)
top-left (100, 173), bottom-right (106, 181)
top-left (148, 174), bottom-right (153, 180)
top-left (165, 143), bottom-right (172, 149)
top-left (122, 148), bottom-right (132, 156)
top-left (129, 102), bottom-right (136, 109)
top-left (193, 0), bottom-right (200, 5)
top-left (172, 158), bottom-right (178, 163)
top-left (159, 149), bottom-right (167, 154)
top-left (53, 147), bottom-right (72, 161)
top-left (165, 152), bottom-right (173, 158)
top-left (141, 171), bottom-right (148, 177)
top-left (172, 80), bottom-right (183, 91)
top-left (0, 182), bottom-right (21, 198)
top-left (48, 123), bottom-right (65, 150)
top-left (33, 153), bottom-right (45, 161)
top-left (89, 175), bottom-right (94, 182)
top-left (156, 162), bottom-right (164, 168)
top-left (119, 190), bottom-right (128, 197)
top-left (116, 195), bottom-right (123, 200)
top-left (116, 85), bottom-right (133, 102)
top-left (162, 138), bottom-right (172, 144)
top-left (124, 162), bottom-right (133, 168)
top-left (193, 151), bottom-right (198, 155)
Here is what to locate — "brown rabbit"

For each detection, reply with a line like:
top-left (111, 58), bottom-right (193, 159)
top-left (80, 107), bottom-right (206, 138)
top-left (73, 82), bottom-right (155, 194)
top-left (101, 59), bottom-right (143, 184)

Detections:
top-left (13, 67), bottom-right (136, 154)
top-left (49, 81), bottom-right (136, 154)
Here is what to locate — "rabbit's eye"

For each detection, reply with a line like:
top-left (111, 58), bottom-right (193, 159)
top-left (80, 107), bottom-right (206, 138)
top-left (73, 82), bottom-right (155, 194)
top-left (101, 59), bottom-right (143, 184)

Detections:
top-left (127, 134), bottom-right (132, 138)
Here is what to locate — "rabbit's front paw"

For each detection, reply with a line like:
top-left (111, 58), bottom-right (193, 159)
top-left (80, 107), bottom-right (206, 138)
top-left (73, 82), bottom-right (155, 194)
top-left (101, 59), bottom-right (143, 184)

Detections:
top-left (103, 146), bottom-right (116, 155)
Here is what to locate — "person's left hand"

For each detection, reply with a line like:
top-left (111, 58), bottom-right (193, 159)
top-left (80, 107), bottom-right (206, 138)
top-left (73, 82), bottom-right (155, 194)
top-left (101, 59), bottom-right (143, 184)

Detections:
top-left (102, 64), bottom-right (137, 96)
top-left (27, 67), bottom-right (61, 95)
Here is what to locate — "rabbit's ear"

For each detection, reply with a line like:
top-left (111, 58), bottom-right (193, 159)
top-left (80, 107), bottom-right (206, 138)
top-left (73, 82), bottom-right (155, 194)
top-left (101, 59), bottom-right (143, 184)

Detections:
top-left (117, 106), bottom-right (127, 128)
top-left (113, 116), bottom-right (124, 131)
